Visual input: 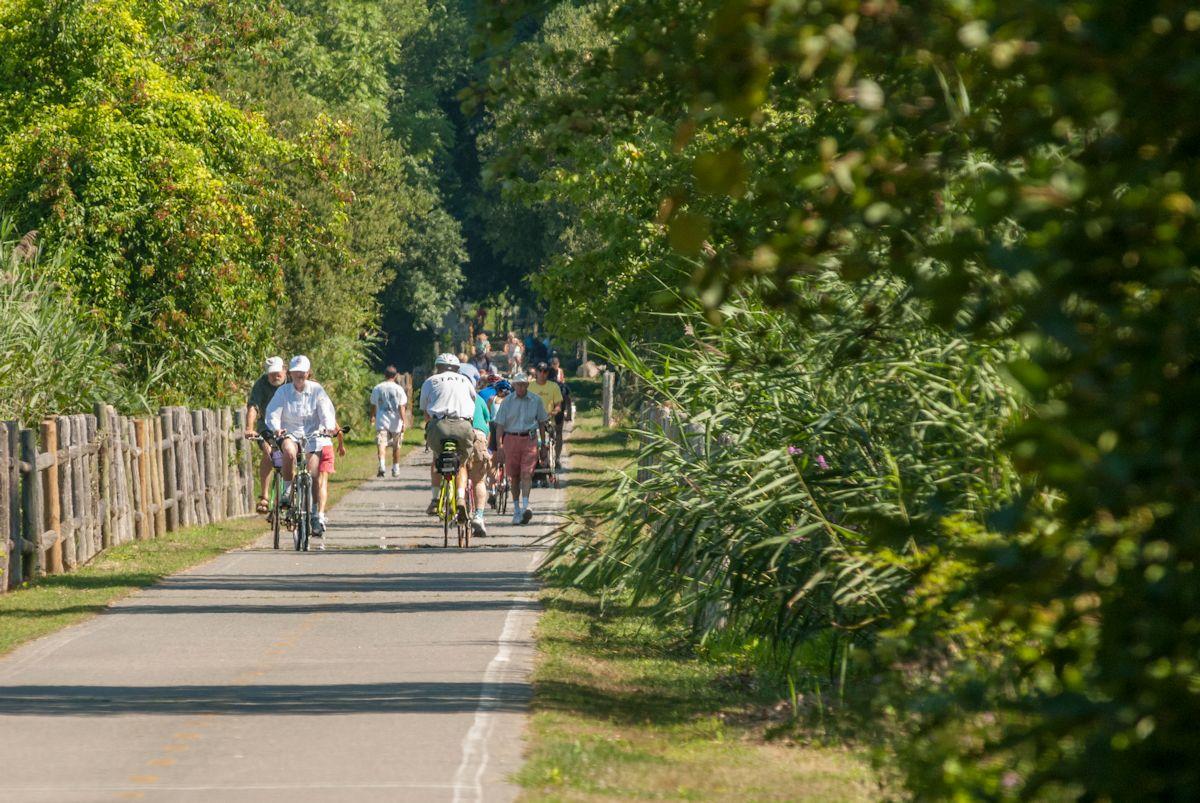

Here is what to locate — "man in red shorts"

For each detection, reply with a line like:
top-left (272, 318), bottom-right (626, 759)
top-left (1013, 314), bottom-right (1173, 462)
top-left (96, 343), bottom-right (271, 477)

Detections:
top-left (492, 372), bottom-right (548, 525)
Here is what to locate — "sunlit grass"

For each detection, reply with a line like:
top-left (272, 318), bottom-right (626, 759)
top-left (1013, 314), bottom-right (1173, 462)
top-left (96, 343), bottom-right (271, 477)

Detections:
top-left (518, 391), bottom-right (883, 801)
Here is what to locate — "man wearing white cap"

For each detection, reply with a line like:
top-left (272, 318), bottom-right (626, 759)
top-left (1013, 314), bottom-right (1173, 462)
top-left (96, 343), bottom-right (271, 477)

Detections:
top-left (265, 355), bottom-right (340, 534)
top-left (420, 353), bottom-right (476, 517)
top-left (244, 356), bottom-right (287, 513)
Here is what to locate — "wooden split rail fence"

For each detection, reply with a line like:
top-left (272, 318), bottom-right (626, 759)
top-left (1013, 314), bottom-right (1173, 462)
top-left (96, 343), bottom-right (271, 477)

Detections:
top-left (1, 405), bottom-right (257, 592)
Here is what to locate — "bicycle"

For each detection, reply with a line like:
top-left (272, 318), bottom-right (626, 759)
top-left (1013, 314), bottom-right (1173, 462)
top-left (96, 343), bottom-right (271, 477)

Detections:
top-left (247, 432), bottom-right (285, 549)
top-left (434, 439), bottom-right (471, 548)
top-left (275, 426), bottom-right (349, 552)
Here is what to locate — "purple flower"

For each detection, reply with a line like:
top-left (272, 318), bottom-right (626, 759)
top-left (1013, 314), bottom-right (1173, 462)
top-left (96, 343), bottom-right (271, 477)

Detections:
top-left (815, 454), bottom-right (830, 470)
top-left (1001, 771), bottom-right (1022, 790)
top-left (787, 445), bottom-right (803, 456)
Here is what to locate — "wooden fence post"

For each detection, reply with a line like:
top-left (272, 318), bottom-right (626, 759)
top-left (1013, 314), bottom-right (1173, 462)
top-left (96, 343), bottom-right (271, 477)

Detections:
top-left (189, 409), bottom-right (207, 525)
top-left (602, 371), bottom-right (616, 428)
top-left (220, 408), bottom-right (235, 519)
top-left (400, 373), bottom-right (414, 428)
top-left (133, 418), bottom-right (149, 540)
top-left (56, 416), bottom-right (76, 571)
top-left (85, 414), bottom-right (100, 559)
top-left (121, 413), bottom-right (135, 543)
top-left (182, 409), bottom-right (195, 526)
top-left (0, 423), bottom-right (10, 591)
top-left (160, 409), bottom-right (178, 532)
top-left (72, 415), bottom-right (90, 565)
top-left (40, 420), bottom-right (62, 574)
top-left (6, 423), bottom-right (20, 588)
top-left (151, 416), bottom-right (166, 537)
top-left (94, 404), bottom-right (112, 548)
top-left (212, 408), bottom-right (225, 520)
top-left (232, 409), bottom-right (249, 516)
top-left (107, 409), bottom-right (124, 543)
top-left (19, 428), bottom-right (45, 579)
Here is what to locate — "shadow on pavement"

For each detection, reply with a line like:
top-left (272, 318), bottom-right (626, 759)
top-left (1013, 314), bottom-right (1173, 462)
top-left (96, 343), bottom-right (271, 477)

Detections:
top-left (99, 599), bottom-right (542, 616)
top-left (156, 571), bottom-right (535, 594)
top-left (0, 681), bottom-right (530, 716)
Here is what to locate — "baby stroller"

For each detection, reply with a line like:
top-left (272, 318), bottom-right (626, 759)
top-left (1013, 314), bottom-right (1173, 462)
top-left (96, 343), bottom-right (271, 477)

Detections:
top-left (532, 422), bottom-right (558, 488)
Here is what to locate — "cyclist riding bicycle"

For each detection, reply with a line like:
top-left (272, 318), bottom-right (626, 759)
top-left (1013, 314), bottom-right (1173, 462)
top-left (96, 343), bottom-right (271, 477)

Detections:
top-left (264, 355), bottom-right (340, 535)
top-left (421, 353), bottom-right (477, 518)
top-left (244, 356), bottom-right (287, 514)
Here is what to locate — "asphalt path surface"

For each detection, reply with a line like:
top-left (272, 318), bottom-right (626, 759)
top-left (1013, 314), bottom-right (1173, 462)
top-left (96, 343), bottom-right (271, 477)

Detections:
top-left (0, 440), bottom-right (563, 802)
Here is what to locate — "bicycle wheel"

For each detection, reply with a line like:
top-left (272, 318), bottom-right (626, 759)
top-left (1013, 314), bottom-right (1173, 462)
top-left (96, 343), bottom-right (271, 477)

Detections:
top-left (459, 484), bottom-right (472, 548)
top-left (296, 474), bottom-right (311, 552)
top-left (271, 473), bottom-right (283, 550)
top-left (441, 479), bottom-right (452, 548)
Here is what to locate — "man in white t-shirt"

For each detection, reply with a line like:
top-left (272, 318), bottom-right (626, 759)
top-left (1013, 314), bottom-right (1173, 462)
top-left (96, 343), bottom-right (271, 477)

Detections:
top-left (370, 365), bottom-right (409, 478)
top-left (420, 353), bottom-right (477, 517)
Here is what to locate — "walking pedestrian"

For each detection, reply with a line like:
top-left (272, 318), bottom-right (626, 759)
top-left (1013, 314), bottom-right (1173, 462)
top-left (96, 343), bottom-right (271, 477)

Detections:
top-left (493, 372), bottom-right (548, 524)
top-left (370, 365), bottom-right (408, 478)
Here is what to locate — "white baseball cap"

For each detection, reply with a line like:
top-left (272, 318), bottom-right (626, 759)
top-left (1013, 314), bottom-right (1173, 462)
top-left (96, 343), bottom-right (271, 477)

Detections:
top-left (435, 353), bottom-right (460, 368)
top-left (511, 372), bottom-right (530, 384)
top-left (289, 355), bottom-right (311, 373)
top-left (264, 356), bottom-right (285, 373)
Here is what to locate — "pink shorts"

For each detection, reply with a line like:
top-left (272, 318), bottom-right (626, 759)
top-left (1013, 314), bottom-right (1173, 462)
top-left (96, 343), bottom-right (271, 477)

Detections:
top-left (503, 433), bottom-right (538, 484)
top-left (317, 445), bottom-right (335, 475)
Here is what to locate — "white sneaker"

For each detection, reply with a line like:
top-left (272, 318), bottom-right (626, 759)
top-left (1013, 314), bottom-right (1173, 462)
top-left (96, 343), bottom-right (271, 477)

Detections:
top-left (511, 507), bottom-right (523, 525)
top-left (391, 465), bottom-right (401, 477)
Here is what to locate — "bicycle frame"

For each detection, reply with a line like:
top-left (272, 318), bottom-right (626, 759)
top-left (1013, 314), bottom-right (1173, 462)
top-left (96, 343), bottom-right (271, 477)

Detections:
top-left (287, 432), bottom-right (318, 552)
top-left (434, 440), bottom-right (470, 548)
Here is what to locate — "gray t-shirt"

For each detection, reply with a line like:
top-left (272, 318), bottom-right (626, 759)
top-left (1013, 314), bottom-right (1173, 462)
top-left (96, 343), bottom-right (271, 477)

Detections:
top-left (247, 374), bottom-right (281, 435)
top-left (370, 381), bottom-right (408, 431)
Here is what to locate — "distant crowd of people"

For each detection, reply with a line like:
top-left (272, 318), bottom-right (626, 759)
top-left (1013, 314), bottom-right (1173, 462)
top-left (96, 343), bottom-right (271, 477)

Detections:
top-left (241, 330), bottom-right (571, 540)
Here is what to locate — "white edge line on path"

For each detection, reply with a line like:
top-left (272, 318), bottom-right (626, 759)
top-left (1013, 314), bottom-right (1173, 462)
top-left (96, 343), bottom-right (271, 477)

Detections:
top-left (452, 548), bottom-right (544, 803)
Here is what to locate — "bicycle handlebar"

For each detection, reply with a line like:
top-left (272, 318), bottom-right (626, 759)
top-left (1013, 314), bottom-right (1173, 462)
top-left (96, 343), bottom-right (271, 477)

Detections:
top-left (247, 425), bottom-right (351, 441)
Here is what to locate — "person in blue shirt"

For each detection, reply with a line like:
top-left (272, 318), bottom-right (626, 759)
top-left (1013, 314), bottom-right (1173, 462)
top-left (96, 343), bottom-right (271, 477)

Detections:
top-left (466, 393), bottom-right (493, 537)
top-left (478, 373), bottom-right (501, 405)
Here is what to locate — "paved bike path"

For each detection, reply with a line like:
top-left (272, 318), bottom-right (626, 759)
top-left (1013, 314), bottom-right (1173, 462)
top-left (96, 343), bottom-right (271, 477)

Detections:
top-left (0, 444), bottom-right (564, 802)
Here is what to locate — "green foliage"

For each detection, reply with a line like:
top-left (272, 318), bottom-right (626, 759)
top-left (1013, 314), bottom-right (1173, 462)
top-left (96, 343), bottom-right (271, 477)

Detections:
top-left (546, 282), bottom-right (1018, 667)
top-left (481, 0), bottom-right (1200, 797)
top-left (0, 220), bottom-right (157, 424)
top-left (0, 0), bottom-right (469, 423)
top-left (0, 0), bottom-right (285, 401)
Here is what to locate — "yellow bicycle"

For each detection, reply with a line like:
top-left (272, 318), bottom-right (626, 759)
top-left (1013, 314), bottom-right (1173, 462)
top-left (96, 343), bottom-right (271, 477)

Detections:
top-left (435, 440), bottom-right (470, 548)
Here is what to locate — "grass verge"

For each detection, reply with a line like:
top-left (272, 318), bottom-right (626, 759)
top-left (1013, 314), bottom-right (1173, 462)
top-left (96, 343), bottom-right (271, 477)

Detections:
top-left (517, 381), bottom-right (883, 801)
top-left (0, 434), bottom-right (397, 656)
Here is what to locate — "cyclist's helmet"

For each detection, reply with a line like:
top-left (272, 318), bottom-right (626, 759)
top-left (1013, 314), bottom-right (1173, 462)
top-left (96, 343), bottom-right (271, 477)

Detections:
top-left (494, 380), bottom-right (513, 394)
top-left (434, 352), bottom-right (460, 369)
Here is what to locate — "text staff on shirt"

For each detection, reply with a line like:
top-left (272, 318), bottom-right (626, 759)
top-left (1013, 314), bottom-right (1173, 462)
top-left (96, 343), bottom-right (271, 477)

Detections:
top-left (419, 372), bottom-right (477, 419)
